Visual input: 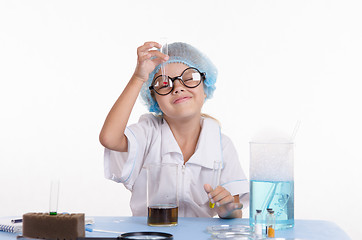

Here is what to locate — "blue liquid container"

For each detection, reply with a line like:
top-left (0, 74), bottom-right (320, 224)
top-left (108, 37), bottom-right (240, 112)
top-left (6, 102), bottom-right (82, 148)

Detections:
top-left (250, 180), bottom-right (294, 229)
top-left (249, 142), bottom-right (294, 230)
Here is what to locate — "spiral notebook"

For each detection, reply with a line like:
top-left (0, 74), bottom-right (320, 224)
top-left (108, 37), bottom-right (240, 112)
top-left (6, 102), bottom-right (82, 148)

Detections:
top-left (0, 218), bottom-right (22, 233)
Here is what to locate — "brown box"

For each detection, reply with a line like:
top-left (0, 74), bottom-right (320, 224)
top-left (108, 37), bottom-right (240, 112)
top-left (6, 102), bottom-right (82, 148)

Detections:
top-left (23, 213), bottom-right (85, 240)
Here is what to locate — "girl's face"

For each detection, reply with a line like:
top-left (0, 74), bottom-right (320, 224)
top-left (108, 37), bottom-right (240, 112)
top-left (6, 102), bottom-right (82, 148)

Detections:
top-left (154, 63), bottom-right (206, 120)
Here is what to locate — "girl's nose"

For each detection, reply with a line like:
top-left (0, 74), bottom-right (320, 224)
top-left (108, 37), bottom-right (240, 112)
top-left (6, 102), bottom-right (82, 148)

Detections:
top-left (172, 79), bottom-right (185, 94)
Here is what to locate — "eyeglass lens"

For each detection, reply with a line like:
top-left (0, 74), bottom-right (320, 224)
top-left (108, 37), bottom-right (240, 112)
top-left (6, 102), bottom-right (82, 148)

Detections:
top-left (152, 68), bottom-right (202, 95)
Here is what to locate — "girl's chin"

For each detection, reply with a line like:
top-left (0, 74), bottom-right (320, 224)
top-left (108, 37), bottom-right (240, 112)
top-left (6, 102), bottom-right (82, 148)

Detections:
top-left (162, 109), bottom-right (202, 120)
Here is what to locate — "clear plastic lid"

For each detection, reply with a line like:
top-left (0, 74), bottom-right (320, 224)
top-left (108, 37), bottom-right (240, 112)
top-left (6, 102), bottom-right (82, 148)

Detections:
top-left (207, 224), bottom-right (253, 235)
top-left (211, 232), bottom-right (255, 240)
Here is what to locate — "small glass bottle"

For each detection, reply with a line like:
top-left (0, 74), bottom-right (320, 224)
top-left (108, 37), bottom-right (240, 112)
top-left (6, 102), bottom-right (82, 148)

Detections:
top-left (254, 209), bottom-right (263, 238)
top-left (265, 208), bottom-right (272, 235)
top-left (266, 210), bottom-right (276, 238)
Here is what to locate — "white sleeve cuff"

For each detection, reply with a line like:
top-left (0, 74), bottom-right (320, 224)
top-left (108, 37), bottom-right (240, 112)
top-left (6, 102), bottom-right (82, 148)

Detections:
top-left (103, 127), bottom-right (140, 190)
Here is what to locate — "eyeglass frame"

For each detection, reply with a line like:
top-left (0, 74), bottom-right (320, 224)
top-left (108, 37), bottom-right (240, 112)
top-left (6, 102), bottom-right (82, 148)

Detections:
top-left (149, 67), bottom-right (206, 96)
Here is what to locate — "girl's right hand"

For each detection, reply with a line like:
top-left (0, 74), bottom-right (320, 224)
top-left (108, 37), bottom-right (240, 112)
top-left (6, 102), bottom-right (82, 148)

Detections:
top-left (132, 41), bottom-right (169, 83)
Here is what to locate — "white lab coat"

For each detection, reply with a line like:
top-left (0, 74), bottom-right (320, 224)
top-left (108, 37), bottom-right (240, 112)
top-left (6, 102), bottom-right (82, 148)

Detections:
top-left (104, 113), bottom-right (249, 217)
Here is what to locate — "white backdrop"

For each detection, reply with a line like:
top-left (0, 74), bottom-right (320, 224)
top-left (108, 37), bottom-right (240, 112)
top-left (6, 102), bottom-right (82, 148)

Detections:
top-left (1, 1), bottom-right (361, 239)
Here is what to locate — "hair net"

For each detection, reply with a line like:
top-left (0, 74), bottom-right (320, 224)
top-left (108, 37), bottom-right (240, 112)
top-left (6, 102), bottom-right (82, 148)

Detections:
top-left (140, 42), bottom-right (218, 115)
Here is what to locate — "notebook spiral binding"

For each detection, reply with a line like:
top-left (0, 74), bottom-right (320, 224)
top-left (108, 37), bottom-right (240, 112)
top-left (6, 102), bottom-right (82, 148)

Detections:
top-left (0, 223), bottom-right (22, 233)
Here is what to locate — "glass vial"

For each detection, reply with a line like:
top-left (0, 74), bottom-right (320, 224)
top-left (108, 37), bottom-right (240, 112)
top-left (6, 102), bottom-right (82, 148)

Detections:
top-left (266, 210), bottom-right (276, 238)
top-left (254, 209), bottom-right (263, 238)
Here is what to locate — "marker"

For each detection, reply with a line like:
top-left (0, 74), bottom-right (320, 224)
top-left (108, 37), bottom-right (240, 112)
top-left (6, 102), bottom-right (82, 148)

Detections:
top-left (11, 219), bottom-right (22, 223)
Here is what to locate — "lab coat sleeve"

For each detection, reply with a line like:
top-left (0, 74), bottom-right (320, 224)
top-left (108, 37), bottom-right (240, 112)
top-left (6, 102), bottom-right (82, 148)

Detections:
top-left (220, 134), bottom-right (250, 207)
top-left (104, 114), bottom-right (160, 191)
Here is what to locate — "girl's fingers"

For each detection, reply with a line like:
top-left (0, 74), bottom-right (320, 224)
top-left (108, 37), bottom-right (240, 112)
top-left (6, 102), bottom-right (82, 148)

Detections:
top-left (138, 53), bottom-right (151, 63)
top-left (207, 186), bottom-right (224, 199)
top-left (215, 195), bottom-right (234, 207)
top-left (138, 50), bottom-right (169, 63)
top-left (204, 184), bottom-right (213, 194)
top-left (223, 202), bottom-right (243, 214)
top-left (227, 202), bottom-right (243, 212)
top-left (133, 41), bottom-right (169, 81)
top-left (148, 50), bottom-right (169, 60)
top-left (208, 186), bottom-right (235, 207)
top-left (137, 42), bottom-right (162, 55)
top-left (138, 52), bottom-right (151, 62)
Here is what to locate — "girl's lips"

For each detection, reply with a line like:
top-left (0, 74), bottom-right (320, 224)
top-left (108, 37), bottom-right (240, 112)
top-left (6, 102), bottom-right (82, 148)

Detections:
top-left (173, 96), bottom-right (191, 104)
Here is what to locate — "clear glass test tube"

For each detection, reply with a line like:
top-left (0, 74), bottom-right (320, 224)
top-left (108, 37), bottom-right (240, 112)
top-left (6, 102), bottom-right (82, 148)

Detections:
top-left (49, 179), bottom-right (60, 215)
top-left (159, 37), bottom-right (168, 84)
top-left (209, 161), bottom-right (222, 208)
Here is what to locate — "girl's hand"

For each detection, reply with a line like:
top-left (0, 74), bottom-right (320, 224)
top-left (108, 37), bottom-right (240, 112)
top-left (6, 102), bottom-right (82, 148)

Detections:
top-left (204, 184), bottom-right (243, 218)
top-left (132, 41), bottom-right (169, 83)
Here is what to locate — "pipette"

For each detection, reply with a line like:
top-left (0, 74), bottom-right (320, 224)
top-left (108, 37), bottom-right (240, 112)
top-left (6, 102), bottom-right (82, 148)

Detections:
top-left (209, 161), bottom-right (222, 208)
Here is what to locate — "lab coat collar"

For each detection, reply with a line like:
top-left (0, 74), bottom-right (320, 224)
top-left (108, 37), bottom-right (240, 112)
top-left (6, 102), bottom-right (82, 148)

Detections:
top-left (161, 118), bottom-right (183, 156)
top-left (161, 117), bottom-right (222, 169)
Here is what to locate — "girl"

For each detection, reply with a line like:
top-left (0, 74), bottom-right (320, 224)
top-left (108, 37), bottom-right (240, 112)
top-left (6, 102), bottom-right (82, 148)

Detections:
top-left (99, 41), bottom-right (249, 218)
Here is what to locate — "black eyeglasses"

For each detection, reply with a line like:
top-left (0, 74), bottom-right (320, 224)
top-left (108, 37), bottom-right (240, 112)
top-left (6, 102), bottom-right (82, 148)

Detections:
top-left (149, 67), bottom-right (206, 96)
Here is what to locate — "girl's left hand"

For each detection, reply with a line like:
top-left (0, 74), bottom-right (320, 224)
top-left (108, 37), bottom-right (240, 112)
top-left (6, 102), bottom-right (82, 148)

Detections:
top-left (204, 184), bottom-right (243, 218)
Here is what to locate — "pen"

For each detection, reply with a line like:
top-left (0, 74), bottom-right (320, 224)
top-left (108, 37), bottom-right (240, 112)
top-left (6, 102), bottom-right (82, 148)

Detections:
top-left (11, 219), bottom-right (22, 223)
top-left (85, 226), bottom-right (124, 235)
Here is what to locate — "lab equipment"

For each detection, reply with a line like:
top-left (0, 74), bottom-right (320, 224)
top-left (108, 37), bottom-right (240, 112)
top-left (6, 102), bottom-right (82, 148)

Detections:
top-left (206, 224), bottom-right (252, 235)
top-left (254, 210), bottom-right (263, 238)
top-left (146, 163), bottom-right (179, 226)
top-left (160, 37), bottom-right (168, 84)
top-left (73, 231), bottom-right (174, 240)
top-left (249, 142), bottom-right (294, 230)
top-left (267, 210), bottom-right (276, 238)
top-left (119, 231), bottom-right (173, 240)
top-left (22, 213), bottom-right (85, 239)
top-left (211, 232), bottom-right (254, 240)
top-left (49, 179), bottom-right (60, 215)
top-left (209, 161), bottom-right (222, 208)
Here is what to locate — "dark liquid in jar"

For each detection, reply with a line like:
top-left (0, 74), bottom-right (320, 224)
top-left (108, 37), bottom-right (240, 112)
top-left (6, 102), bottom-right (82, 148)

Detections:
top-left (147, 204), bottom-right (178, 226)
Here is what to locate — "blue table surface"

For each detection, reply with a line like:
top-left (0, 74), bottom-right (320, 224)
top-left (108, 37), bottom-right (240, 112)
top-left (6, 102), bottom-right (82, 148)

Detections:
top-left (0, 216), bottom-right (351, 240)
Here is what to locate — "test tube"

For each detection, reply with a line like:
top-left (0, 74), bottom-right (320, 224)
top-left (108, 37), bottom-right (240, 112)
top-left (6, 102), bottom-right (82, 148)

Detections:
top-left (49, 179), bottom-right (60, 215)
top-left (209, 161), bottom-right (222, 208)
top-left (159, 37), bottom-right (168, 85)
